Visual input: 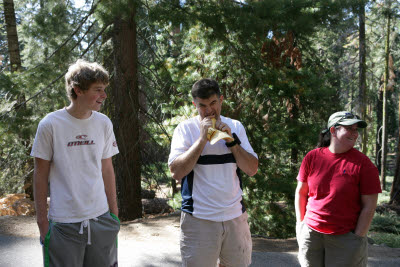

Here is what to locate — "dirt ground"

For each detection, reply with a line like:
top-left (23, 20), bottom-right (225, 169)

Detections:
top-left (1, 212), bottom-right (400, 259)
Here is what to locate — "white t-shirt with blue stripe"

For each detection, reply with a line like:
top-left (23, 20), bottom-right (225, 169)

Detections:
top-left (168, 115), bottom-right (257, 222)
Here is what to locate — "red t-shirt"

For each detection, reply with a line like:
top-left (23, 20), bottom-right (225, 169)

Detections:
top-left (297, 147), bottom-right (381, 235)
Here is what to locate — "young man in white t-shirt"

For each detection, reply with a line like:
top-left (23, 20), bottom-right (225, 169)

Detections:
top-left (31, 60), bottom-right (120, 266)
top-left (168, 78), bottom-right (258, 267)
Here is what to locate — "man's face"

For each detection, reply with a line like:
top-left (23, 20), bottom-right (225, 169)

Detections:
top-left (193, 94), bottom-right (223, 120)
top-left (76, 82), bottom-right (107, 111)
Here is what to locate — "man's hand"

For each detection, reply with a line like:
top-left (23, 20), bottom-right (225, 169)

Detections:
top-left (215, 119), bottom-right (232, 137)
top-left (200, 116), bottom-right (215, 142)
top-left (37, 219), bottom-right (49, 243)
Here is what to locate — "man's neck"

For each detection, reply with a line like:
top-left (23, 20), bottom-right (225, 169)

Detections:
top-left (66, 103), bottom-right (92, 119)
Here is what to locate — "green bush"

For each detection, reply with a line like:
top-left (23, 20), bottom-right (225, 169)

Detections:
top-left (378, 176), bottom-right (393, 204)
top-left (369, 210), bottom-right (400, 248)
top-left (142, 162), bottom-right (171, 187)
top-left (168, 193), bottom-right (182, 210)
top-left (370, 211), bottom-right (400, 234)
top-left (369, 232), bottom-right (400, 248)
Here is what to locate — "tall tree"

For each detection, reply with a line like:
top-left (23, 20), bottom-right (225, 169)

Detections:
top-left (110, 2), bottom-right (142, 220)
top-left (358, 1), bottom-right (367, 153)
top-left (380, 0), bottom-right (392, 190)
top-left (3, 0), bottom-right (21, 72)
top-left (3, 0), bottom-right (35, 199)
top-left (391, 95), bottom-right (400, 205)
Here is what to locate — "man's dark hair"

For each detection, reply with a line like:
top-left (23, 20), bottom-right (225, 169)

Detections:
top-left (191, 78), bottom-right (221, 99)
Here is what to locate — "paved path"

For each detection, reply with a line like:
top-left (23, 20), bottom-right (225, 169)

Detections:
top-left (1, 234), bottom-right (400, 267)
top-left (1, 212), bottom-right (400, 266)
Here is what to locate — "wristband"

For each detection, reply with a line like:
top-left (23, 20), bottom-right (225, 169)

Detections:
top-left (226, 133), bottom-right (241, 147)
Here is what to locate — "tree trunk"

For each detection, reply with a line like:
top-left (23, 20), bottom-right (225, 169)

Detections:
top-left (380, 2), bottom-right (391, 190)
top-left (4, 0), bottom-right (34, 199)
top-left (358, 3), bottom-right (367, 154)
top-left (3, 0), bottom-right (21, 72)
top-left (289, 100), bottom-right (299, 172)
top-left (391, 94), bottom-right (400, 205)
top-left (111, 6), bottom-right (142, 220)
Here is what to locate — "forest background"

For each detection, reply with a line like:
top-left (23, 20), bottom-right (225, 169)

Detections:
top-left (1, 0), bottom-right (400, 245)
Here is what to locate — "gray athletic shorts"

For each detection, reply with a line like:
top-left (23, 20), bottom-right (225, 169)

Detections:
top-left (41, 211), bottom-right (120, 267)
top-left (180, 211), bottom-right (252, 267)
top-left (296, 221), bottom-right (367, 267)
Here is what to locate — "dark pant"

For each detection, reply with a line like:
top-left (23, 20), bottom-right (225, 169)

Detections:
top-left (42, 212), bottom-right (120, 267)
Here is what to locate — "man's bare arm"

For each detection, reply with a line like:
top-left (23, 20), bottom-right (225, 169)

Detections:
top-left (170, 117), bottom-right (214, 182)
top-left (170, 137), bottom-right (208, 182)
top-left (215, 119), bottom-right (258, 176)
top-left (229, 144), bottom-right (258, 176)
top-left (33, 157), bottom-right (50, 241)
top-left (102, 157), bottom-right (119, 217)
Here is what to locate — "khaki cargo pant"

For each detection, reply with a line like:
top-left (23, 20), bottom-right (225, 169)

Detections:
top-left (180, 212), bottom-right (252, 267)
top-left (296, 221), bottom-right (367, 267)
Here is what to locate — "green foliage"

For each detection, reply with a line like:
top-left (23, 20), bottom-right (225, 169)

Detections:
top-left (369, 210), bottom-right (400, 248)
top-left (378, 175), bottom-right (393, 203)
top-left (142, 162), bottom-right (171, 186)
top-left (369, 232), bottom-right (400, 248)
top-left (370, 211), bottom-right (400, 235)
top-left (370, 176), bottom-right (400, 248)
top-left (168, 193), bottom-right (182, 210)
top-left (0, 139), bottom-right (31, 196)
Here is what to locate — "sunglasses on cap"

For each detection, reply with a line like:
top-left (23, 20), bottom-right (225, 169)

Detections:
top-left (335, 113), bottom-right (360, 125)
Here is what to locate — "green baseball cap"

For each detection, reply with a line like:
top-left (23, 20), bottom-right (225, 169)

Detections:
top-left (326, 111), bottom-right (367, 130)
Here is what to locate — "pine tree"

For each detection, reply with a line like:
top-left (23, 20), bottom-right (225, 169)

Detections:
top-left (3, 0), bottom-right (21, 72)
top-left (108, 0), bottom-right (142, 220)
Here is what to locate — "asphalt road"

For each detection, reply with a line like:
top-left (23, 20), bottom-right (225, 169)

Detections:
top-left (1, 234), bottom-right (400, 267)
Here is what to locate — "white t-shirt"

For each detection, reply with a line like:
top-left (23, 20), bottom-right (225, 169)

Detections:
top-left (31, 109), bottom-right (119, 223)
top-left (168, 115), bottom-right (257, 222)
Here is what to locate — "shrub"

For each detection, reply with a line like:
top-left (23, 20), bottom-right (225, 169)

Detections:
top-left (370, 211), bottom-right (400, 235)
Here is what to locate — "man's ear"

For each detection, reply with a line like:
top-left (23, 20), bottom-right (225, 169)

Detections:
top-left (192, 101), bottom-right (196, 107)
top-left (219, 95), bottom-right (224, 102)
top-left (73, 86), bottom-right (83, 96)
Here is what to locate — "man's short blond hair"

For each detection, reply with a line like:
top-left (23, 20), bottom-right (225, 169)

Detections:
top-left (65, 59), bottom-right (109, 99)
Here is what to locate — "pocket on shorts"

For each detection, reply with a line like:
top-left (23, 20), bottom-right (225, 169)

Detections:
top-left (110, 212), bottom-right (120, 225)
top-left (349, 231), bottom-right (365, 241)
top-left (108, 212), bottom-right (121, 235)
